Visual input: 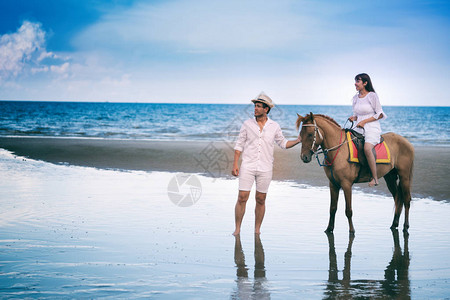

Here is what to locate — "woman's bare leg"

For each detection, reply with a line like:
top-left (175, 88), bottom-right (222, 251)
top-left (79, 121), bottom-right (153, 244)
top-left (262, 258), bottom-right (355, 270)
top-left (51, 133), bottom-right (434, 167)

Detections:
top-left (364, 143), bottom-right (379, 187)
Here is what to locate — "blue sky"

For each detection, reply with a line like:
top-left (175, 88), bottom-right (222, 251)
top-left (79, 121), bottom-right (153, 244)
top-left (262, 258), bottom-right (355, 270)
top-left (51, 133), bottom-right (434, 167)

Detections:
top-left (0, 0), bottom-right (449, 105)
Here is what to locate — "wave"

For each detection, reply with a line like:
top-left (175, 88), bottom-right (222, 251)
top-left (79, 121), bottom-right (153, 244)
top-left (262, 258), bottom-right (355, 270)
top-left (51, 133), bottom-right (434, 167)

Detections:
top-left (0, 102), bottom-right (448, 146)
top-left (153, 127), bottom-right (181, 134)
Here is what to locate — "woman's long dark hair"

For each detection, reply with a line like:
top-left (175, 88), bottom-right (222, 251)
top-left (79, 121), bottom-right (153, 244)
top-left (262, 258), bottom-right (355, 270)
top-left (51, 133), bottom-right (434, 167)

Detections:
top-left (355, 73), bottom-right (375, 93)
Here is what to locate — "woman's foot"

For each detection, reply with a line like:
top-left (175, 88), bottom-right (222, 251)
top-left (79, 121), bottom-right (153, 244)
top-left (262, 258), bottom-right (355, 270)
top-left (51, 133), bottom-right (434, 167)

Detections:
top-left (368, 179), bottom-right (379, 187)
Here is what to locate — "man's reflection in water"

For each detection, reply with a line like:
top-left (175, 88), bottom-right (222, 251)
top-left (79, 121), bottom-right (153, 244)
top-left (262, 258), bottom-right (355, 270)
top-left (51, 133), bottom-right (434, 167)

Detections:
top-left (324, 230), bottom-right (410, 299)
top-left (231, 234), bottom-right (270, 300)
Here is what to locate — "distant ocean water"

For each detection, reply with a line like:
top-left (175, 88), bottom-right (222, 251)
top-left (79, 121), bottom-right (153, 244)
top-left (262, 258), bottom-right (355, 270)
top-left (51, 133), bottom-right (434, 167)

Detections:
top-left (0, 101), bottom-right (449, 146)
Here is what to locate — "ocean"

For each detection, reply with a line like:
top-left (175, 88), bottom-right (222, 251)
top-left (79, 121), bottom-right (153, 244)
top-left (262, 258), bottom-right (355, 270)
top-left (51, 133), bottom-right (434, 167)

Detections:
top-left (1, 101), bottom-right (449, 146)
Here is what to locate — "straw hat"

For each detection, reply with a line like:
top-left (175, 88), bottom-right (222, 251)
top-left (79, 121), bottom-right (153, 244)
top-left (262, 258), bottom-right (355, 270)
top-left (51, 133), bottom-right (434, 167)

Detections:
top-left (251, 92), bottom-right (274, 108)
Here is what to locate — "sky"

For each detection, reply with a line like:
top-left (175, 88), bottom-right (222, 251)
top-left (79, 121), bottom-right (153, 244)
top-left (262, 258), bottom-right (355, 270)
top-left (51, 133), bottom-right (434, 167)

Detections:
top-left (0, 0), bottom-right (449, 105)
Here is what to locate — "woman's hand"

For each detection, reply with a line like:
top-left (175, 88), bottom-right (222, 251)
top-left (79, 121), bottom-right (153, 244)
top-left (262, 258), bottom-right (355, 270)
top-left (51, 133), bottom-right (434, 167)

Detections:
top-left (357, 116), bottom-right (376, 128)
top-left (356, 120), bottom-right (366, 128)
top-left (348, 116), bottom-right (357, 122)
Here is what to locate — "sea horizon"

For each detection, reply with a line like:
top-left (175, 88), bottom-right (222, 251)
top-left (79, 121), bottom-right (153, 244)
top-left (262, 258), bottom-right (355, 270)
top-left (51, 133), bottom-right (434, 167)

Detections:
top-left (1, 100), bottom-right (449, 146)
top-left (1, 99), bottom-right (449, 108)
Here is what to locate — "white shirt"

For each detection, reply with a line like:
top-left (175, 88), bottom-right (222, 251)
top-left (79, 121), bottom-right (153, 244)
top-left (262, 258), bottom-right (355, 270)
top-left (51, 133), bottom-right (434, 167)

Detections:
top-left (352, 92), bottom-right (387, 144)
top-left (234, 118), bottom-right (288, 172)
top-left (352, 92), bottom-right (386, 122)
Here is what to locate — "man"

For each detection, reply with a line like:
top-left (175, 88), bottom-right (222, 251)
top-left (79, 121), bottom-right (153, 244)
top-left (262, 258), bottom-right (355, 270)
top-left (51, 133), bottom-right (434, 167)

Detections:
top-left (232, 92), bottom-right (301, 235)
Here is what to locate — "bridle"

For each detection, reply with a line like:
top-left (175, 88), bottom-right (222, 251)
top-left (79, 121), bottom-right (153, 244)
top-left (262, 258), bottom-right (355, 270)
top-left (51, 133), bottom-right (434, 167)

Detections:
top-left (301, 120), bottom-right (323, 153)
top-left (301, 119), bottom-right (357, 167)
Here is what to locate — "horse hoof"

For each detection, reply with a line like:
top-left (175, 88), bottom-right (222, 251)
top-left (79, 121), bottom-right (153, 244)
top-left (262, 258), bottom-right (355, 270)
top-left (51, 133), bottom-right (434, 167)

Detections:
top-left (390, 225), bottom-right (398, 230)
top-left (325, 228), bottom-right (333, 233)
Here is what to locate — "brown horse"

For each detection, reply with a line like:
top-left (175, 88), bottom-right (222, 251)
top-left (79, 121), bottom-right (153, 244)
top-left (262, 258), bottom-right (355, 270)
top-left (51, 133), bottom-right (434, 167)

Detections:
top-left (296, 113), bottom-right (414, 233)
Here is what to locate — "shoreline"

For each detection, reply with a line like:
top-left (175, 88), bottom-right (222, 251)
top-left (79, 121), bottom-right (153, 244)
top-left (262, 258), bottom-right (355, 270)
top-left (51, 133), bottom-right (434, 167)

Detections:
top-left (1, 136), bottom-right (449, 201)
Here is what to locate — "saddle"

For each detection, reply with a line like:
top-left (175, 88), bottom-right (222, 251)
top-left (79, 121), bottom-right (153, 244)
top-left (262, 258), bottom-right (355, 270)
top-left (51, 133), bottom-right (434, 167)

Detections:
top-left (346, 130), bottom-right (391, 166)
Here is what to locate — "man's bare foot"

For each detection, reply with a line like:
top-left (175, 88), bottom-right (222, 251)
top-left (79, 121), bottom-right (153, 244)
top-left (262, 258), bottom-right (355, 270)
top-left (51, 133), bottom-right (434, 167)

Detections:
top-left (368, 179), bottom-right (379, 187)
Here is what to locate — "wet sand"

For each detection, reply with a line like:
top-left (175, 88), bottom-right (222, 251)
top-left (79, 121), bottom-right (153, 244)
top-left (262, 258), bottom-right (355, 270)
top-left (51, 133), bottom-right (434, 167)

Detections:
top-left (0, 137), bottom-right (448, 200)
top-left (0, 149), bottom-right (449, 298)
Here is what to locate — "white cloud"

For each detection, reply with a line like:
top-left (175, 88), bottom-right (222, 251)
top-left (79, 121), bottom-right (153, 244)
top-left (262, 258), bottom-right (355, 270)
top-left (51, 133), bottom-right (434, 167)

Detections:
top-left (0, 21), bottom-right (46, 79)
top-left (49, 62), bottom-right (71, 80)
top-left (31, 66), bottom-right (49, 74)
top-left (37, 50), bottom-right (58, 62)
top-left (0, 21), bottom-right (70, 81)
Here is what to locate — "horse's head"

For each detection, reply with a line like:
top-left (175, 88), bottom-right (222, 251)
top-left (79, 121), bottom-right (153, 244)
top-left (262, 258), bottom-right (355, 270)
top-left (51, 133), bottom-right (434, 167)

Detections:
top-left (296, 112), bottom-right (323, 163)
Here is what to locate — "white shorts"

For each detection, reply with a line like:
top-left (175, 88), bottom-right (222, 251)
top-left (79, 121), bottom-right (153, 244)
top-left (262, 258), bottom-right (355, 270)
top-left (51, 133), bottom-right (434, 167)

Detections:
top-left (239, 168), bottom-right (272, 194)
top-left (364, 131), bottom-right (381, 146)
top-left (355, 120), bottom-right (381, 145)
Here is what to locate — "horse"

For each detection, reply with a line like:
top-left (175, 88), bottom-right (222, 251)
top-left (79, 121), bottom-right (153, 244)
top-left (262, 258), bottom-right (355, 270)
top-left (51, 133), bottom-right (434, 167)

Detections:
top-left (296, 113), bottom-right (414, 234)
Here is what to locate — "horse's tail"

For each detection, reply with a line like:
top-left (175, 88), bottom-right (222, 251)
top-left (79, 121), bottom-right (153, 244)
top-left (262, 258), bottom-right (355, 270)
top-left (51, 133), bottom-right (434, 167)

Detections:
top-left (409, 154), bottom-right (414, 186)
top-left (384, 168), bottom-right (400, 204)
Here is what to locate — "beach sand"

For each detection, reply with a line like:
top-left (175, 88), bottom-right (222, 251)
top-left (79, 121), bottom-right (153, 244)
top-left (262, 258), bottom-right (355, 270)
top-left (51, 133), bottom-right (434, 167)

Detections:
top-left (0, 137), bottom-right (448, 200)
top-left (0, 148), bottom-right (449, 298)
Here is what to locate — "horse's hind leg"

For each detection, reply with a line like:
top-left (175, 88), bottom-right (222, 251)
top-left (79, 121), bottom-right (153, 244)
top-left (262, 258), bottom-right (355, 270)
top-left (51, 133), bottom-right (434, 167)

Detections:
top-left (399, 175), bottom-right (412, 233)
top-left (326, 181), bottom-right (340, 233)
top-left (342, 183), bottom-right (355, 234)
top-left (384, 169), bottom-right (402, 229)
top-left (397, 158), bottom-right (413, 233)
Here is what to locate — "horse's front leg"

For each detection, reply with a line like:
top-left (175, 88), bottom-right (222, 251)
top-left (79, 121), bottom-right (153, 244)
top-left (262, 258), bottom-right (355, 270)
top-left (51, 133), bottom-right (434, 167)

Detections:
top-left (326, 181), bottom-right (340, 233)
top-left (342, 182), bottom-right (355, 234)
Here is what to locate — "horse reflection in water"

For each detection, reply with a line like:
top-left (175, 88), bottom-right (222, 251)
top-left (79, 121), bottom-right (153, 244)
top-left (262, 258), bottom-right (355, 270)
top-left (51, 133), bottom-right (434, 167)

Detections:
top-left (231, 234), bottom-right (270, 300)
top-left (324, 230), bottom-right (410, 299)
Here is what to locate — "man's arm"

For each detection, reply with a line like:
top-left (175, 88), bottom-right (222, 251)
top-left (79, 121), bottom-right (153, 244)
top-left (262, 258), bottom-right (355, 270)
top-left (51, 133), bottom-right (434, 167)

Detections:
top-left (275, 125), bottom-right (301, 150)
top-left (285, 137), bottom-right (301, 149)
top-left (232, 150), bottom-right (241, 176)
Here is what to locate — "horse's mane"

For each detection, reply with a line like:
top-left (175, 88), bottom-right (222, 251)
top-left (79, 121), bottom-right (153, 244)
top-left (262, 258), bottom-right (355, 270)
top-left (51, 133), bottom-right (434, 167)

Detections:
top-left (296, 113), bottom-right (342, 130)
top-left (313, 114), bottom-right (341, 128)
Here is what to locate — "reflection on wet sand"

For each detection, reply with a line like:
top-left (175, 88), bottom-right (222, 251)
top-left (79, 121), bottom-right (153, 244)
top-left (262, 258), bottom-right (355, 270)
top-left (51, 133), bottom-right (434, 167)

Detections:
top-left (383, 230), bottom-right (410, 297)
top-left (231, 234), bottom-right (270, 300)
top-left (324, 230), bottom-right (410, 299)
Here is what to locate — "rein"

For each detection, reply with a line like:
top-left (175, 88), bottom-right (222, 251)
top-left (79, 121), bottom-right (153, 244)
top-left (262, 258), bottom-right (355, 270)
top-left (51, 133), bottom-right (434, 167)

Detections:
top-left (302, 120), bottom-right (356, 167)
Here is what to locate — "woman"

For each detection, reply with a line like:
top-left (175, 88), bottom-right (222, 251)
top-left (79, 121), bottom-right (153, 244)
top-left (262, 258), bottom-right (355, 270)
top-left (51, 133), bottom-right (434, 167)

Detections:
top-left (348, 73), bottom-right (387, 187)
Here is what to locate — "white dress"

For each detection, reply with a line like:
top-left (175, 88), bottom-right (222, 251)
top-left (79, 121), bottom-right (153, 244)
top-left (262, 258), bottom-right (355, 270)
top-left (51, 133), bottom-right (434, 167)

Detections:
top-left (352, 92), bottom-right (387, 145)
